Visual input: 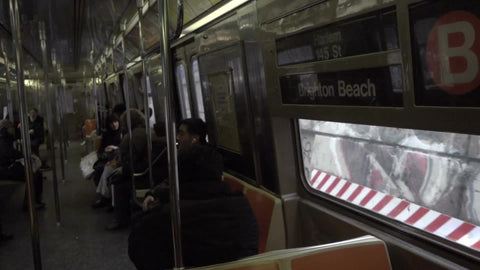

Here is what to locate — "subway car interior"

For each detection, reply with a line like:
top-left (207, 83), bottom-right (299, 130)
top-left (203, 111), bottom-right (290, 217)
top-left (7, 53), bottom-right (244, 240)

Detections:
top-left (1, 0), bottom-right (480, 269)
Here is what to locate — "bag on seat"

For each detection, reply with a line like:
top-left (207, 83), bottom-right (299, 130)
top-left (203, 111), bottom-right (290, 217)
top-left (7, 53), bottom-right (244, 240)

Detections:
top-left (80, 151), bottom-right (98, 179)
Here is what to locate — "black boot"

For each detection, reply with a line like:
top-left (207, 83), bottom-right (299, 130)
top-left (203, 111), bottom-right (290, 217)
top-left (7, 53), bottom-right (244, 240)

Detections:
top-left (91, 197), bottom-right (109, 209)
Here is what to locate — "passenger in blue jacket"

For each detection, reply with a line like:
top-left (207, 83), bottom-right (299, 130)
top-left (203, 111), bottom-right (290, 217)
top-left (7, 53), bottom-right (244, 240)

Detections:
top-left (128, 118), bottom-right (259, 269)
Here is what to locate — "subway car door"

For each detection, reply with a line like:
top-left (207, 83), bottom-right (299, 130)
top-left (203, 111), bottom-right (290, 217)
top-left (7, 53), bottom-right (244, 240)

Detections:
top-left (196, 43), bottom-right (258, 182)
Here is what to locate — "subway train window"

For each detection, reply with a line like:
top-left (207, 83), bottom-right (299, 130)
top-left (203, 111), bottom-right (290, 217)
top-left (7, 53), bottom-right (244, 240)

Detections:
top-left (299, 119), bottom-right (480, 252)
top-left (191, 59), bottom-right (206, 121)
top-left (175, 64), bottom-right (192, 119)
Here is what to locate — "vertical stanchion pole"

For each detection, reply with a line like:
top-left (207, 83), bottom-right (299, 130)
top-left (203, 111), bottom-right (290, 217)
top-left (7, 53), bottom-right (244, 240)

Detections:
top-left (60, 76), bottom-right (68, 162)
top-left (1, 41), bottom-right (13, 122)
top-left (39, 21), bottom-right (61, 225)
top-left (9, 0), bottom-right (42, 268)
top-left (51, 52), bottom-right (66, 183)
top-left (136, 0), bottom-right (154, 188)
top-left (83, 66), bottom-right (89, 119)
top-left (120, 21), bottom-right (138, 204)
top-left (159, 0), bottom-right (183, 268)
top-left (90, 48), bottom-right (100, 138)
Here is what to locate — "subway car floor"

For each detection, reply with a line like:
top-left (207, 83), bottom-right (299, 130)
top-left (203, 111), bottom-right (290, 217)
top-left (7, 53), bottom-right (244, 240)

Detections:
top-left (0, 141), bottom-right (136, 269)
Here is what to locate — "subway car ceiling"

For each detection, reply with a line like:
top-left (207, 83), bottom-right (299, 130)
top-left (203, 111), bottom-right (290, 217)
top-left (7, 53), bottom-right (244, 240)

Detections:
top-left (0, 0), bottom-right (223, 79)
top-left (0, 0), bottom-right (477, 136)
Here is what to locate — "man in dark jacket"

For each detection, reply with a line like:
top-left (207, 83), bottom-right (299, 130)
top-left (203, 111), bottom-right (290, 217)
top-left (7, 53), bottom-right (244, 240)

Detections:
top-left (107, 109), bottom-right (165, 230)
top-left (0, 119), bottom-right (44, 208)
top-left (28, 108), bottom-right (44, 156)
top-left (128, 119), bottom-right (259, 270)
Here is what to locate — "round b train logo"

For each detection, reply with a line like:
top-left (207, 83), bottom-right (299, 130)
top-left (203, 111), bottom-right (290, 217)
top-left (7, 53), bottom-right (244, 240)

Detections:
top-left (427, 11), bottom-right (480, 95)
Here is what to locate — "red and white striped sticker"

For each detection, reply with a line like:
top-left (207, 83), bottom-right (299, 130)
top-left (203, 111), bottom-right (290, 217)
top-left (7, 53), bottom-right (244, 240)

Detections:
top-left (309, 169), bottom-right (480, 252)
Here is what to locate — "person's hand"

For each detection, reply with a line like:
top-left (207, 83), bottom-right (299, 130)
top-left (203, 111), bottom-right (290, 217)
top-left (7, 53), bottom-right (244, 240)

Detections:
top-left (142, 195), bottom-right (155, 212)
top-left (104, 145), bottom-right (118, 152)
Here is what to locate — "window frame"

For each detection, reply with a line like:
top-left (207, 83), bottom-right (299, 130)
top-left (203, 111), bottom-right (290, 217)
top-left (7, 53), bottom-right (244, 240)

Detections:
top-left (190, 56), bottom-right (206, 121)
top-left (175, 62), bottom-right (193, 119)
top-left (294, 119), bottom-right (480, 260)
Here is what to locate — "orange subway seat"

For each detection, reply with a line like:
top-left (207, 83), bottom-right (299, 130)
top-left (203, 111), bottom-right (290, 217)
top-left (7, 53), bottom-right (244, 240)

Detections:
top-left (85, 119), bottom-right (96, 137)
top-left (223, 176), bottom-right (245, 193)
top-left (245, 189), bottom-right (275, 254)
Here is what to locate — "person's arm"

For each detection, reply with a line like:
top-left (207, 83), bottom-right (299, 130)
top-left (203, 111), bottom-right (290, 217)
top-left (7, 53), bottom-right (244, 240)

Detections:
top-left (142, 180), bottom-right (169, 211)
top-left (32, 117), bottom-right (44, 140)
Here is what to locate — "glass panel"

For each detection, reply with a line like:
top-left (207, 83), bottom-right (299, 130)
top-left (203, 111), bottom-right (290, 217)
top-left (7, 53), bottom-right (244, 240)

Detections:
top-left (191, 59), bottom-right (206, 121)
top-left (146, 75), bottom-right (156, 126)
top-left (277, 8), bottom-right (398, 66)
top-left (208, 70), bottom-right (241, 153)
top-left (175, 64), bottom-right (192, 119)
top-left (299, 119), bottom-right (480, 252)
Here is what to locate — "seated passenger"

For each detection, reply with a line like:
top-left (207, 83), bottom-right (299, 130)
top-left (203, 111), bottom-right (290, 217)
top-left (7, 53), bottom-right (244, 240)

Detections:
top-left (106, 109), bottom-right (157, 230)
top-left (0, 120), bottom-right (44, 209)
top-left (28, 108), bottom-right (45, 157)
top-left (91, 114), bottom-right (122, 208)
top-left (128, 118), bottom-right (259, 269)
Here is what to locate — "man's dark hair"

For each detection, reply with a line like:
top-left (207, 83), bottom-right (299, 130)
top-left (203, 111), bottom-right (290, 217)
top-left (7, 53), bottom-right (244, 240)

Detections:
top-left (178, 118), bottom-right (207, 144)
top-left (120, 109), bottom-right (145, 130)
top-left (106, 114), bottom-right (120, 129)
top-left (113, 104), bottom-right (126, 116)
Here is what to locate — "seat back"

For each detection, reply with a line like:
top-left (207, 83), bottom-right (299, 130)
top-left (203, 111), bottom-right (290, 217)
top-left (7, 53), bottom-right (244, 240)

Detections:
top-left (84, 119), bottom-right (96, 137)
top-left (194, 235), bottom-right (391, 270)
top-left (223, 173), bottom-right (286, 253)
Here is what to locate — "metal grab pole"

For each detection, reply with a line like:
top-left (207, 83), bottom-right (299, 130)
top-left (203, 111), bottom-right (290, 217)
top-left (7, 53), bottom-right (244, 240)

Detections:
top-left (120, 23), bottom-right (140, 206)
top-left (136, 0), bottom-right (154, 188)
top-left (1, 41), bottom-right (13, 122)
top-left (60, 77), bottom-right (68, 162)
top-left (159, 0), bottom-right (183, 268)
top-left (83, 67), bottom-right (89, 118)
top-left (90, 49), bottom-right (100, 138)
top-left (51, 52), bottom-right (66, 183)
top-left (9, 0), bottom-right (42, 269)
top-left (39, 22), bottom-right (61, 225)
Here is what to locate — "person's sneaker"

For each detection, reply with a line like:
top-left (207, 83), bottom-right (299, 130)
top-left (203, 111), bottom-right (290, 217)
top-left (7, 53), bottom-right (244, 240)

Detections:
top-left (22, 202), bottom-right (46, 211)
top-left (91, 199), bottom-right (109, 209)
top-left (105, 220), bottom-right (128, 231)
top-left (0, 233), bottom-right (13, 242)
top-left (35, 202), bottom-right (46, 210)
top-left (105, 205), bottom-right (114, 213)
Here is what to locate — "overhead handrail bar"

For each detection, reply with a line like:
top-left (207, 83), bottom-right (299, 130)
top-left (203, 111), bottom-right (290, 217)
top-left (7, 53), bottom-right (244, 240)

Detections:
top-left (171, 0), bottom-right (184, 41)
top-left (39, 21), bottom-right (61, 225)
top-left (9, 0), bottom-right (42, 268)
